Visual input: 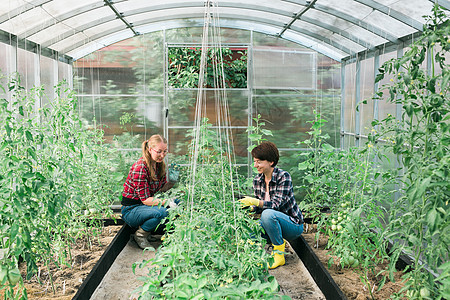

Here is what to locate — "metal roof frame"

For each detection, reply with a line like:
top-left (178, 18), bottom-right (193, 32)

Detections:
top-left (0, 0), bottom-right (445, 62)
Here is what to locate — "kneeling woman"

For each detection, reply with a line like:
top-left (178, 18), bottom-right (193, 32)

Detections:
top-left (121, 134), bottom-right (173, 249)
top-left (240, 141), bottom-right (304, 269)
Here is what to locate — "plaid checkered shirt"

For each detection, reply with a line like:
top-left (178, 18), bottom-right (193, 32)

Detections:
top-left (122, 157), bottom-right (166, 202)
top-left (253, 167), bottom-right (303, 224)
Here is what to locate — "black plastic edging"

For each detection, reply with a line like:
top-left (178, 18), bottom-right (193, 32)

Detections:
top-left (289, 236), bottom-right (347, 300)
top-left (102, 218), bottom-right (125, 227)
top-left (72, 222), bottom-right (133, 300)
top-left (369, 228), bottom-right (414, 273)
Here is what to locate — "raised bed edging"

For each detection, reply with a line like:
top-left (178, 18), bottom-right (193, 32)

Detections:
top-left (72, 220), bottom-right (131, 300)
top-left (289, 236), bottom-right (347, 300)
top-left (72, 219), bottom-right (166, 300)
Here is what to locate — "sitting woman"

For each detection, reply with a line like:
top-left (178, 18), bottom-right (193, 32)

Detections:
top-left (239, 141), bottom-right (304, 269)
top-left (121, 134), bottom-right (175, 249)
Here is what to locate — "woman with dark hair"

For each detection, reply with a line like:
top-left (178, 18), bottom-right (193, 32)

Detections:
top-left (121, 134), bottom-right (176, 249)
top-left (239, 141), bottom-right (304, 269)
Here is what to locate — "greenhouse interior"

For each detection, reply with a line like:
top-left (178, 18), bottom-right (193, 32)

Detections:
top-left (0, 0), bottom-right (449, 299)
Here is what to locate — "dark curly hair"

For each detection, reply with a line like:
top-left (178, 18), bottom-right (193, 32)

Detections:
top-left (251, 141), bottom-right (279, 167)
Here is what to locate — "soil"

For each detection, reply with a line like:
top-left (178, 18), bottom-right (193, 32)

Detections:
top-left (13, 223), bottom-right (406, 300)
top-left (18, 225), bottom-right (123, 300)
top-left (301, 223), bottom-right (406, 300)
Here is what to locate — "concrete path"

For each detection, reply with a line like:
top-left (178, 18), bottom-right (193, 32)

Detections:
top-left (90, 236), bottom-right (162, 300)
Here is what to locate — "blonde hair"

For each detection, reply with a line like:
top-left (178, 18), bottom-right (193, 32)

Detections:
top-left (142, 134), bottom-right (167, 180)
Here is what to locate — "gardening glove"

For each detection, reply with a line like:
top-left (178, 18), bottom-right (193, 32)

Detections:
top-left (166, 197), bottom-right (181, 209)
top-left (168, 163), bottom-right (180, 182)
top-left (238, 196), bottom-right (259, 208)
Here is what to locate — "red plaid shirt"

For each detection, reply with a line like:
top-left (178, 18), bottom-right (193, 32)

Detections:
top-left (122, 157), bottom-right (167, 202)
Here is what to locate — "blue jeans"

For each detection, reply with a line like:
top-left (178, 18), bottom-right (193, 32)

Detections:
top-left (260, 209), bottom-right (304, 246)
top-left (121, 204), bottom-right (168, 232)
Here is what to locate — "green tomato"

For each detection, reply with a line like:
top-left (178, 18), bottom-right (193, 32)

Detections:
top-left (420, 287), bottom-right (430, 298)
top-left (341, 202), bottom-right (347, 208)
top-left (331, 225), bottom-right (337, 231)
top-left (337, 224), bottom-right (343, 231)
top-left (7, 267), bottom-right (21, 286)
top-left (338, 216), bottom-right (343, 222)
top-left (348, 256), bottom-right (355, 265)
top-left (331, 219), bottom-right (337, 225)
top-left (351, 259), bottom-right (359, 268)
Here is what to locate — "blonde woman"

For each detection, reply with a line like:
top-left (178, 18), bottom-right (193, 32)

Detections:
top-left (121, 134), bottom-right (175, 249)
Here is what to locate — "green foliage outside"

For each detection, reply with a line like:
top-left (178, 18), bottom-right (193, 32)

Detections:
top-left (168, 47), bottom-right (247, 88)
top-left (0, 74), bottom-right (123, 299)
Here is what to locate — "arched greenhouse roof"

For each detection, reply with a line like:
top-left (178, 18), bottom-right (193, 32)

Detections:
top-left (0, 0), bottom-right (448, 62)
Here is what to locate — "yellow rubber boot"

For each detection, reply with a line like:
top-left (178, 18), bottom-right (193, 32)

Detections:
top-left (268, 240), bottom-right (286, 269)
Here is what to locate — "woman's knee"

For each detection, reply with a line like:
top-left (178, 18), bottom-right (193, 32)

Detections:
top-left (160, 209), bottom-right (168, 220)
top-left (149, 207), bottom-right (168, 221)
top-left (260, 209), bottom-right (277, 225)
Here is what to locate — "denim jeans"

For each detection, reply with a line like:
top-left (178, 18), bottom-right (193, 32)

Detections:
top-left (121, 204), bottom-right (168, 232)
top-left (260, 209), bottom-right (304, 246)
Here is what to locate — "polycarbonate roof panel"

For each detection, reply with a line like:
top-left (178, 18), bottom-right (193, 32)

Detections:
top-left (0, 0), bottom-right (447, 61)
top-left (27, 23), bottom-right (73, 45)
top-left (364, 10), bottom-right (416, 37)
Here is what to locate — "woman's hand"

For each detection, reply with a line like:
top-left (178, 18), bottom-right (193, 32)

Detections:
top-left (142, 197), bottom-right (165, 206)
top-left (239, 196), bottom-right (261, 208)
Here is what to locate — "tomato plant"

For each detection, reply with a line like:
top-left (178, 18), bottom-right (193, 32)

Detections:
top-left (298, 111), bottom-right (395, 298)
top-left (296, 7), bottom-right (449, 299)
top-left (369, 5), bottom-right (449, 299)
top-left (0, 73), bottom-right (123, 298)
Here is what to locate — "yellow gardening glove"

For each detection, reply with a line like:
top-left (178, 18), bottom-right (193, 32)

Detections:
top-left (238, 196), bottom-right (259, 207)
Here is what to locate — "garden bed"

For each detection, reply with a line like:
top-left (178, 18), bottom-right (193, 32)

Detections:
top-left (15, 221), bottom-right (125, 300)
top-left (13, 221), bottom-right (334, 299)
top-left (301, 225), bottom-right (406, 300)
top-left (11, 220), bottom-right (407, 300)
top-left (72, 226), bottom-right (328, 299)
